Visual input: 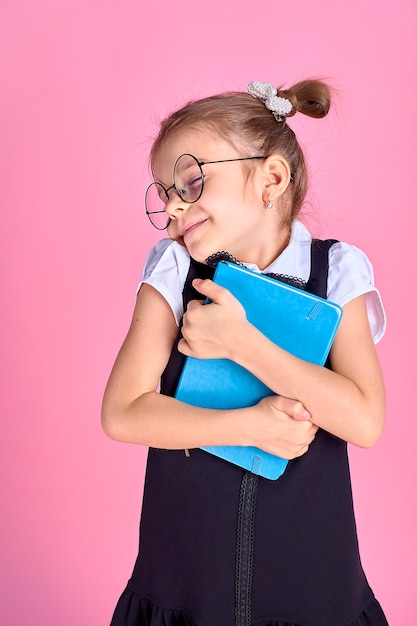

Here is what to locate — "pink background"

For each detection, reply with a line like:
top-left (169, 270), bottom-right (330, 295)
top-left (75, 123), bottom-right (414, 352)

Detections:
top-left (1, 1), bottom-right (416, 624)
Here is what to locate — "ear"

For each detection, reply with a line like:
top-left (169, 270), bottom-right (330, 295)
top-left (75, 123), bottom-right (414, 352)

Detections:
top-left (260, 155), bottom-right (292, 202)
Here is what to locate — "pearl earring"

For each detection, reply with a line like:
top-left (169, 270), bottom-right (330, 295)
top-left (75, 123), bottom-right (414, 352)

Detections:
top-left (266, 201), bottom-right (273, 209)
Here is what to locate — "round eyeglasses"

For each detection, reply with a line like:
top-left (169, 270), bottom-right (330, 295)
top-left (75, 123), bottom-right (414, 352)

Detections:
top-left (145, 153), bottom-right (269, 230)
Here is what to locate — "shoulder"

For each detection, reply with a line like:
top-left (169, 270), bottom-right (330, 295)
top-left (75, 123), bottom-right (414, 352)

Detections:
top-left (327, 241), bottom-right (386, 343)
top-left (282, 223), bottom-right (386, 343)
top-left (142, 238), bottom-right (190, 278)
top-left (138, 239), bottom-right (191, 326)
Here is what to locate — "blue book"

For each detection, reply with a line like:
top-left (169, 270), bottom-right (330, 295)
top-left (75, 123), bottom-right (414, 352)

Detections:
top-left (175, 261), bottom-right (343, 479)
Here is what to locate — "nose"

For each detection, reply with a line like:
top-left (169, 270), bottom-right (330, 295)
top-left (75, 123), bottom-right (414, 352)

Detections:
top-left (165, 190), bottom-right (192, 221)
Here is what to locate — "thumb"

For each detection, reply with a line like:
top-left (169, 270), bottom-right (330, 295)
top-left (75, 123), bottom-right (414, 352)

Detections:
top-left (292, 401), bottom-right (312, 421)
top-left (268, 396), bottom-right (311, 421)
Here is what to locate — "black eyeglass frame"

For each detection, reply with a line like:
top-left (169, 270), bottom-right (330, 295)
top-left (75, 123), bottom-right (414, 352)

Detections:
top-left (145, 154), bottom-right (294, 230)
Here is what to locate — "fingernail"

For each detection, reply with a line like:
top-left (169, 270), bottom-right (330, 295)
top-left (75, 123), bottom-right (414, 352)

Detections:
top-left (302, 410), bottom-right (311, 420)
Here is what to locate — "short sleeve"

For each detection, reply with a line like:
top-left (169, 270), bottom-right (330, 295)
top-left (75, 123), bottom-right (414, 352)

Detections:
top-left (137, 239), bottom-right (190, 326)
top-left (327, 242), bottom-right (386, 343)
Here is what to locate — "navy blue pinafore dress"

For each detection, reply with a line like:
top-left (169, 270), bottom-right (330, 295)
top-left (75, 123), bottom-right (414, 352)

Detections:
top-left (110, 241), bottom-right (388, 626)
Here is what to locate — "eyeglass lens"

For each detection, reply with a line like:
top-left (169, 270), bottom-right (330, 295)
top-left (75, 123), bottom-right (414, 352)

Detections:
top-left (145, 154), bottom-right (203, 230)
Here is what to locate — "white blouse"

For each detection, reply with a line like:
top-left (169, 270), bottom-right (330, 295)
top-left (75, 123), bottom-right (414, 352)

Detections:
top-left (139, 221), bottom-right (386, 344)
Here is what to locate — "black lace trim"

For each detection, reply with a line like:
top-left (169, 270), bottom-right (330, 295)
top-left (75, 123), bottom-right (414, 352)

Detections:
top-left (264, 272), bottom-right (306, 290)
top-left (206, 251), bottom-right (243, 268)
top-left (205, 251), bottom-right (306, 291)
top-left (235, 472), bottom-right (259, 626)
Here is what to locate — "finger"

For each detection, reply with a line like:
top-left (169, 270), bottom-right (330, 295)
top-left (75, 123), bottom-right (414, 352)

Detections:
top-left (177, 337), bottom-right (191, 356)
top-left (293, 428), bottom-right (318, 458)
top-left (185, 299), bottom-right (205, 313)
top-left (192, 278), bottom-right (232, 304)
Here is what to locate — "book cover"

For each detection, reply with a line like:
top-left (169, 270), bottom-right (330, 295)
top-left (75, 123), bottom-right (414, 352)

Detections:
top-left (175, 261), bottom-right (342, 479)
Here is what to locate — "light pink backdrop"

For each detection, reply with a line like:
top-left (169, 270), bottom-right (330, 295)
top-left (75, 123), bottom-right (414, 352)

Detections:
top-left (1, 1), bottom-right (416, 624)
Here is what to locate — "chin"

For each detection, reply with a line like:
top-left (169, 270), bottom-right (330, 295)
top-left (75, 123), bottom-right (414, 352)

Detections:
top-left (187, 250), bottom-right (209, 264)
top-left (182, 242), bottom-right (213, 265)
top-left (167, 232), bottom-right (186, 248)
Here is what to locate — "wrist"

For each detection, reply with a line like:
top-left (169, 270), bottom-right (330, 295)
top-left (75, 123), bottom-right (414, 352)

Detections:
top-left (232, 406), bottom-right (256, 448)
top-left (227, 319), bottom-right (258, 363)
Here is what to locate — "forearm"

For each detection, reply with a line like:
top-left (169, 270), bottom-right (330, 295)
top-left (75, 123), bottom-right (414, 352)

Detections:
top-left (102, 390), bottom-right (248, 449)
top-left (181, 280), bottom-right (385, 447)
top-left (231, 320), bottom-right (385, 448)
top-left (102, 388), bottom-right (318, 460)
top-left (100, 283), bottom-right (249, 450)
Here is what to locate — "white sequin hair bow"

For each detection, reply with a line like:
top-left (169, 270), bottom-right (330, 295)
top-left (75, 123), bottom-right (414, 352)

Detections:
top-left (247, 81), bottom-right (293, 122)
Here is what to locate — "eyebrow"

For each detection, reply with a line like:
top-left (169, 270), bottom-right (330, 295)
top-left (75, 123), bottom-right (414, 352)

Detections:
top-left (179, 160), bottom-right (202, 173)
top-left (153, 156), bottom-right (205, 186)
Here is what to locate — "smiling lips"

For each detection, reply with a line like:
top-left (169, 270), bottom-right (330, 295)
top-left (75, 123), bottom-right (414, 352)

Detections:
top-left (182, 219), bottom-right (207, 237)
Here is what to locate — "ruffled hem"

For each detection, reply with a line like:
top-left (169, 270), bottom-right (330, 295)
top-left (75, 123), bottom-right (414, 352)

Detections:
top-left (110, 587), bottom-right (198, 626)
top-left (252, 597), bottom-right (388, 626)
top-left (110, 587), bottom-right (388, 626)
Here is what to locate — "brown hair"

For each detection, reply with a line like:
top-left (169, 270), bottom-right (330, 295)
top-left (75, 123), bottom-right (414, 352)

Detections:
top-left (150, 79), bottom-right (331, 222)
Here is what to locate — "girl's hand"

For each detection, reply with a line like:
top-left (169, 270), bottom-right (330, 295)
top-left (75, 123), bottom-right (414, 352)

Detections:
top-left (178, 278), bottom-right (247, 359)
top-left (244, 395), bottom-right (318, 459)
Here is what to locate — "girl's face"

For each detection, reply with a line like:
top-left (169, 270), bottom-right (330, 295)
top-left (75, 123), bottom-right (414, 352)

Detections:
top-left (152, 127), bottom-right (289, 269)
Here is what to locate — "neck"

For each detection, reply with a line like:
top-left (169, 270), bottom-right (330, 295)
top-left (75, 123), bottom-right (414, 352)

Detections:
top-left (243, 226), bottom-right (291, 270)
top-left (205, 226), bottom-right (291, 271)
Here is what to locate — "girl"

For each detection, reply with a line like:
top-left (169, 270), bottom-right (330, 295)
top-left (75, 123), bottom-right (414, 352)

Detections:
top-left (102, 79), bottom-right (388, 626)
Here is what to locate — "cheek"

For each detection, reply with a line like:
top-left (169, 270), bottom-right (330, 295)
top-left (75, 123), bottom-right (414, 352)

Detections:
top-left (166, 222), bottom-right (184, 245)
